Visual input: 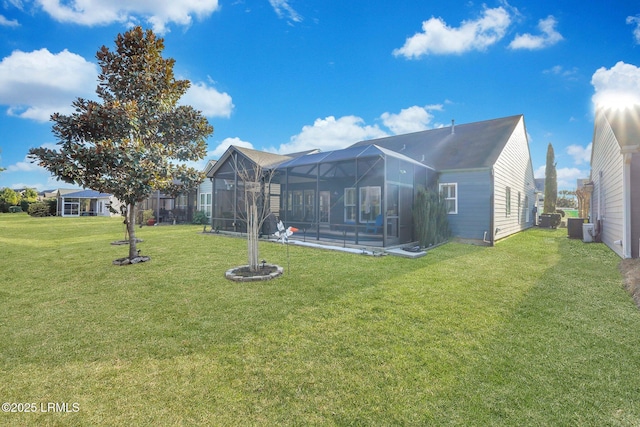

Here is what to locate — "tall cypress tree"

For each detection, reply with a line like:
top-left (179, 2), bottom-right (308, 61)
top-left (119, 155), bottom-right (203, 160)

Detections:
top-left (544, 143), bottom-right (557, 214)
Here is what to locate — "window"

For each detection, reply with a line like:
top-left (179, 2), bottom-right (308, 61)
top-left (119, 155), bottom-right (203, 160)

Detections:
top-left (439, 183), bottom-right (458, 214)
top-left (303, 190), bottom-right (314, 221)
top-left (344, 188), bottom-right (356, 223)
top-left (200, 192), bottom-right (212, 218)
top-left (359, 186), bottom-right (381, 223)
top-left (319, 191), bottom-right (330, 223)
top-left (518, 191), bottom-right (522, 223)
top-left (292, 191), bottom-right (303, 219)
top-left (506, 187), bottom-right (511, 217)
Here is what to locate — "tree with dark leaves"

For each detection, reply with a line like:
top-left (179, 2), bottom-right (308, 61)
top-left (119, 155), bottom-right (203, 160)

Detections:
top-left (29, 27), bottom-right (213, 262)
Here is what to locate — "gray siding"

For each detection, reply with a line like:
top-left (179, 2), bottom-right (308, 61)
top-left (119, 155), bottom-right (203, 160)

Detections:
top-left (439, 170), bottom-right (492, 241)
top-left (631, 154), bottom-right (640, 258)
top-left (492, 116), bottom-right (536, 240)
top-left (591, 113), bottom-right (624, 258)
top-left (197, 178), bottom-right (213, 217)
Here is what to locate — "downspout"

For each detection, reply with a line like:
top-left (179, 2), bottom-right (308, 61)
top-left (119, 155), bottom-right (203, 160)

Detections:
top-left (316, 162), bottom-right (320, 240)
top-left (488, 167), bottom-right (495, 246)
top-left (623, 152), bottom-right (633, 258)
top-left (210, 177), bottom-right (215, 229)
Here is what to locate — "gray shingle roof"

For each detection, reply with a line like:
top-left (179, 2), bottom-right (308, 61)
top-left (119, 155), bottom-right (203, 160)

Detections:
top-left (63, 189), bottom-right (112, 198)
top-left (350, 114), bottom-right (523, 170)
top-left (600, 105), bottom-right (640, 152)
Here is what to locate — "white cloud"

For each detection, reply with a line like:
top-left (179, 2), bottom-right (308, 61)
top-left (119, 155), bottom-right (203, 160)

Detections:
top-left (181, 81), bottom-right (234, 118)
top-left (627, 15), bottom-right (640, 44)
top-left (209, 137), bottom-right (253, 158)
top-left (0, 15), bottom-right (19, 27)
top-left (543, 65), bottom-right (578, 80)
top-left (0, 48), bottom-right (97, 122)
top-left (566, 143), bottom-right (591, 165)
top-left (35, 0), bottom-right (220, 34)
top-left (380, 104), bottom-right (442, 134)
top-left (591, 61), bottom-right (640, 109)
top-left (534, 165), bottom-right (588, 189)
top-left (392, 6), bottom-right (511, 58)
top-left (277, 116), bottom-right (387, 154)
top-left (509, 15), bottom-right (563, 50)
top-left (268, 0), bottom-right (302, 23)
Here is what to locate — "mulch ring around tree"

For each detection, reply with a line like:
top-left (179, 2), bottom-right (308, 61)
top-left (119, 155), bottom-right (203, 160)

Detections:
top-left (225, 264), bottom-right (283, 282)
top-left (110, 238), bottom-right (143, 245)
top-left (113, 256), bottom-right (151, 266)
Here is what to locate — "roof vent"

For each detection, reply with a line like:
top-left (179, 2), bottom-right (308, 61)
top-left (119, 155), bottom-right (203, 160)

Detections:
top-left (451, 119), bottom-right (455, 135)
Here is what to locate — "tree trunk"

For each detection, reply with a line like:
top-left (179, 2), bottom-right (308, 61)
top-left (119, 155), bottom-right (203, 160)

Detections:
top-left (127, 203), bottom-right (138, 259)
top-left (247, 201), bottom-right (259, 271)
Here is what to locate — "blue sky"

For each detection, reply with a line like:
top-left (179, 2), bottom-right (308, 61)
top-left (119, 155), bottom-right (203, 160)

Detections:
top-left (1, 0), bottom-right (639, 191)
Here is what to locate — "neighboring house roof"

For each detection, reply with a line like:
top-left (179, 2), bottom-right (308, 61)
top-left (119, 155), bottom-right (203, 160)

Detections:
top-left (56, 188), bottom-right (82, 196)
top-left (234, 146), bottom-right (292, 168)
top-left (350, 114), bottom-right (523, 170)
top-left (598, 105), bottom-right (640, 153)
top-left (203, 159), bottom-right (217, 175)
top-left (62, 189), bottom-right (112, 199)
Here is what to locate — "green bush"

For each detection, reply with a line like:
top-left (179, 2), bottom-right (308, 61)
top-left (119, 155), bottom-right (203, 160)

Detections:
top-left (28, 202), bottom-right (52, 217)
top-left (192, 210), bottom-right (209, 225)
top-left (413, 186), bottom-right (451, 247)
top-left (9, 206), bottom-right (23, 213)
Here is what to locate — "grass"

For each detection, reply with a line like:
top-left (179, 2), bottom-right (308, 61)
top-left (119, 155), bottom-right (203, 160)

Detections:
top-left (1, 213), bottom-right (640, 426)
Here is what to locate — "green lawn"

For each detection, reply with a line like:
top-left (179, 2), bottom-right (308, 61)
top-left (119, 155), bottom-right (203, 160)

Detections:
top-left (1, 214), bottom-right (639, 426)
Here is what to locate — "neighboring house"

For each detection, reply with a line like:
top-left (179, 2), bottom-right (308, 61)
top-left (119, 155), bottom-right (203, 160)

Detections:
top-left (205, 114), bottom-right (536, 248)
top-left (138, 187), bottom-right (198, 224)
top-left (56, 189), bottom-right (121, 217)
top-left (197, 159), bottom-right (217, 220)
top-left (589, 106), bottom-right (640, 258)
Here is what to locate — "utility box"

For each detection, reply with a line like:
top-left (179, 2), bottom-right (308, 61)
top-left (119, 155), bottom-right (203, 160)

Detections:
top-left (583, 223), bottom-right (595, 243)
top-left (568, 218), bottom-right (586, 239)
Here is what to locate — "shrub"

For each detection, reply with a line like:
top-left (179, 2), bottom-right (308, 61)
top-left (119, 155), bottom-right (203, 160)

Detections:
top-left (46, 198), bottom-right (57, 215)
top-left (556, 209), bottom-right (565, 217)
top-left (28, 202), bottom-right (52, 217)
top-left (413, 186), bottom-right (451, 247)
top-left (192, 210), bottom-right (209, 225)
top-left (9, 206), bottom-right (23, 213)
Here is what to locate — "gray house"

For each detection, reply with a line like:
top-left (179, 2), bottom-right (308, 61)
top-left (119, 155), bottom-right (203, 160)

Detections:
top-left (351, 114), bottom-right (536, 243)
top-left (590, 105), bottom-right (640, 258)
top-left (204, 114), bottom-right (536, 247)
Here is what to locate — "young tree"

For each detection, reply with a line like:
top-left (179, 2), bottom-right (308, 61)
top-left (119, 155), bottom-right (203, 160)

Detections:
top-left (22, 188), bottom-right (38, 203)
top-left (29, 27), bottom-right (213, 262)
top-left (233, 155), bottom-right (277, 272)
top-left (1, 188), bottom-right (19, 205)
top-left (543, 143), bottom-right (557, 214)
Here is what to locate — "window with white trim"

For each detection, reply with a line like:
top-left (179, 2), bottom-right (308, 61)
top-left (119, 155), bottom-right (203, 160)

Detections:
top-left (439, 183), bottom-right (458, 214)
top-left (344, 188), bottom-right (356, 223)
top-left (199, 192), bottom-right (212, 218)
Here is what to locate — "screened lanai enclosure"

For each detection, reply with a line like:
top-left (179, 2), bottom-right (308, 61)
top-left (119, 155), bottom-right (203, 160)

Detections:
top-left (275, 144), bottom-right (436, 247)
top-left (206, 144), bottom-right (436, 247)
